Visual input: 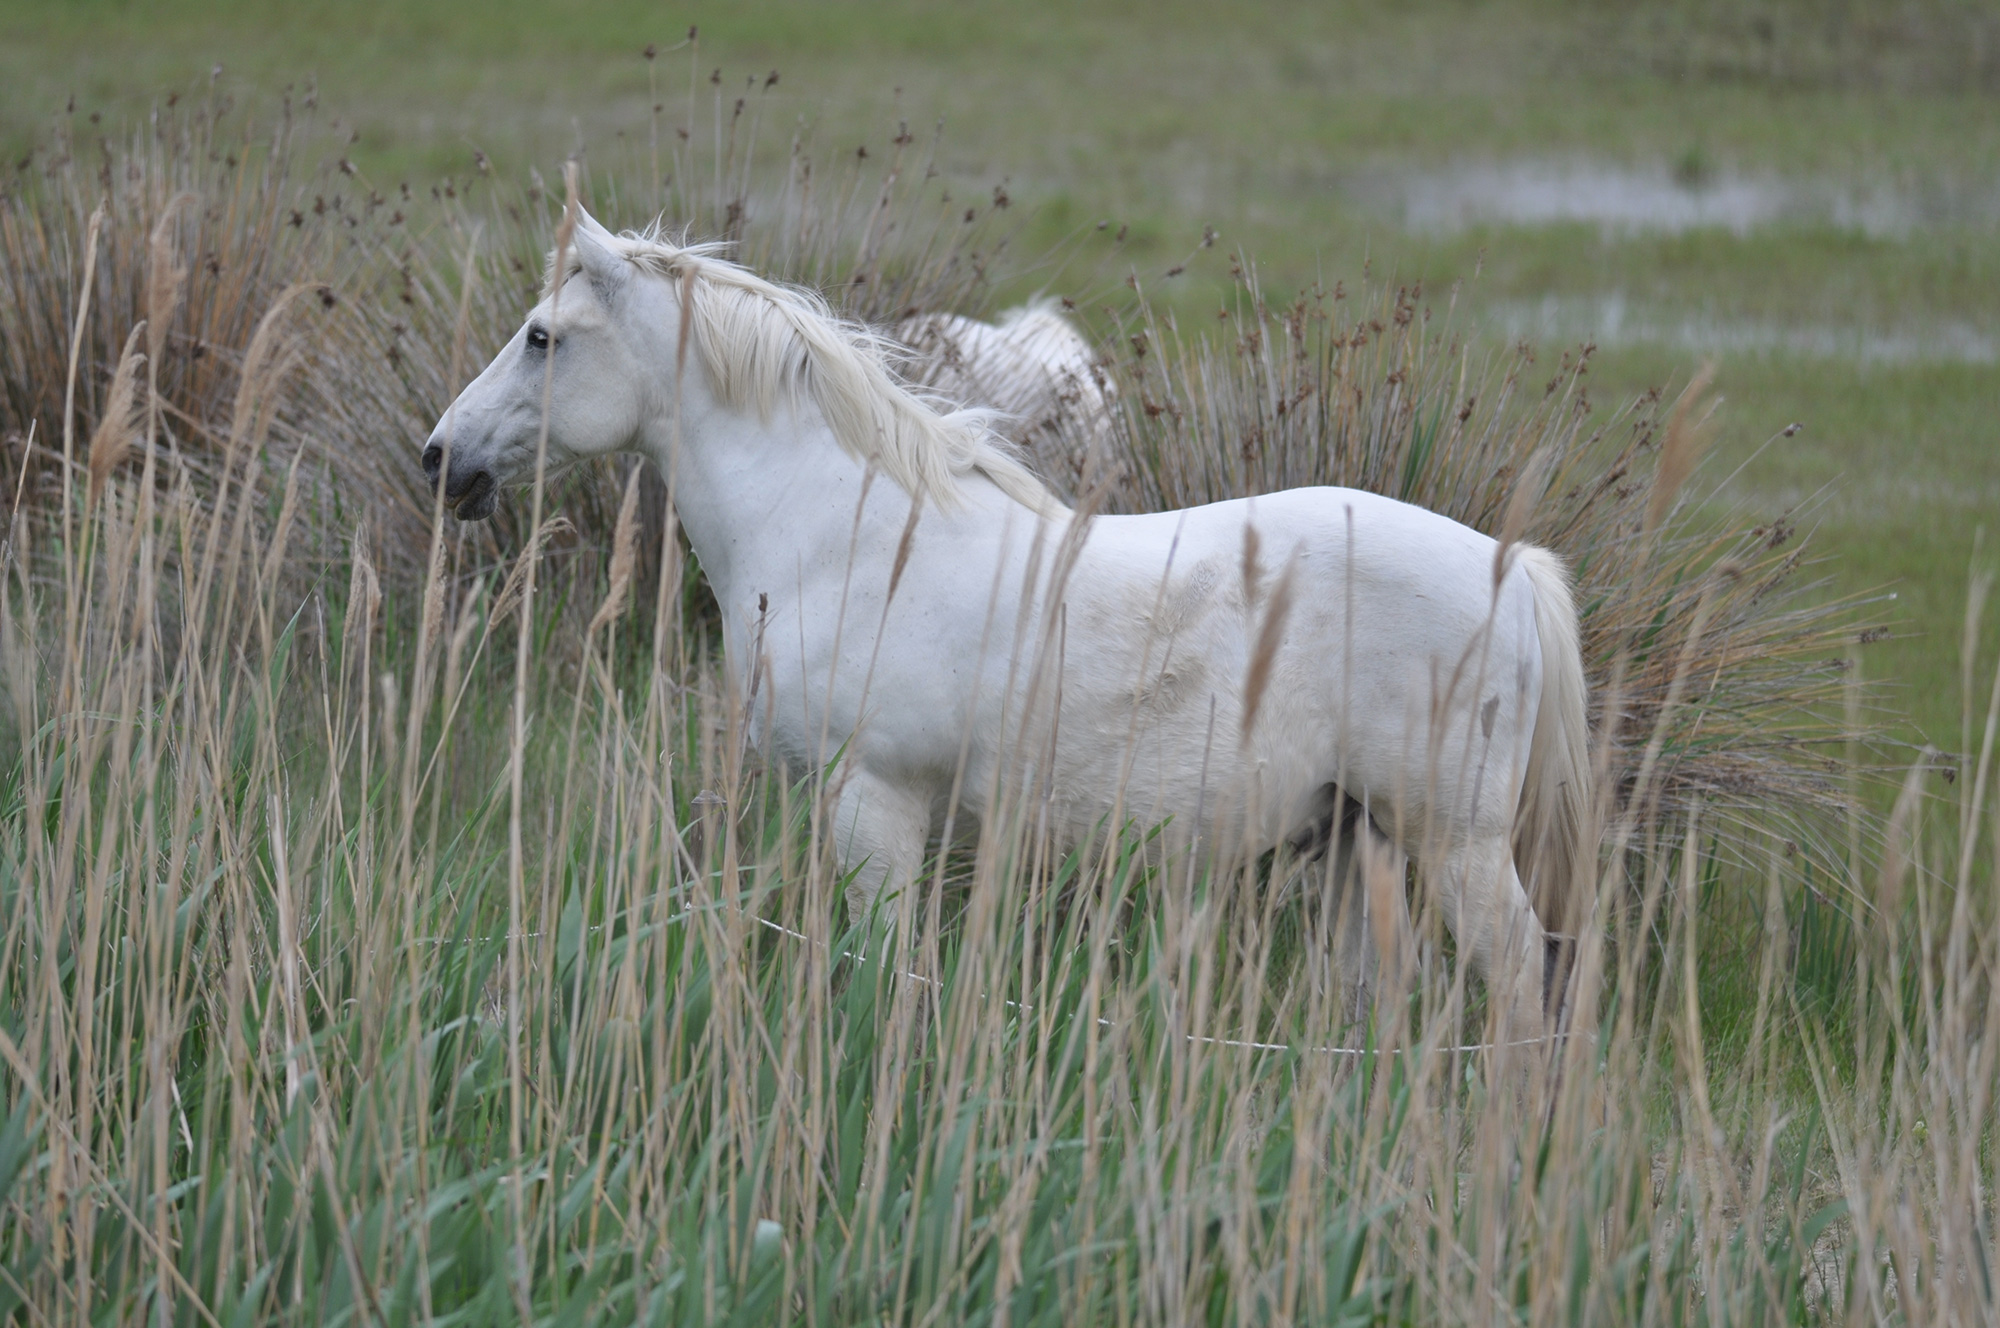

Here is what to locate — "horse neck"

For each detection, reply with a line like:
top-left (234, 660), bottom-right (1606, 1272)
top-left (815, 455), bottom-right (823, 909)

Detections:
top-left (621, 275), bottom-right (1044, 619)
top-left (634, 373), bottom-right (907, 609)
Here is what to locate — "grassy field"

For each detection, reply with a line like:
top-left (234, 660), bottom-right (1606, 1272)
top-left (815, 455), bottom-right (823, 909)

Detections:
top-left (2, 3), bottom-right (1998, 1323)
top-left (4, 0), bottom-right (1993, 749)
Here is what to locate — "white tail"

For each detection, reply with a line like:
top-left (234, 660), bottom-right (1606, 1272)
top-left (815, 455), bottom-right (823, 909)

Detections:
top-left (1515, 545), bottom-right (1593, 939)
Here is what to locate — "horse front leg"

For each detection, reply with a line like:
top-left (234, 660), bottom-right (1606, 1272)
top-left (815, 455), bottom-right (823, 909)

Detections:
top-left (830, 767), bottom-right (930, 929)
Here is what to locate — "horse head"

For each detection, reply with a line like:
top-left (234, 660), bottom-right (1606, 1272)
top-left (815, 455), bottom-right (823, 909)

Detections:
top-left (422, 209), bottom-right (652, 520)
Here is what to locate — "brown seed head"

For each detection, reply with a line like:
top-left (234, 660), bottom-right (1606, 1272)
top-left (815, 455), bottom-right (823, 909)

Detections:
top-left (228, 285), bottom-right (315, 459)
top-left (1241, 549), bottom-right (1297, 742)
top-left (145, 192), bottom-right (195, 371)
top-left (1644, 362), bottom-right (1718, 540)
top-left (589, 466), bottom-right (645, 635)
top-left (87, 322), bottom-right (147, 503)
top-left (1493, 446), bottom-right (1552, 590)
top-left (1240, 520), bottom-right (1262, 608)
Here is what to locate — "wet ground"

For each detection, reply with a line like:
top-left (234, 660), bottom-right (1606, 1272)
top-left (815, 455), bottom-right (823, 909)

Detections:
top-left (1373, 160), bottom-right (2000, 241)
top-left (1489, 293), bottom-right (1998, 366)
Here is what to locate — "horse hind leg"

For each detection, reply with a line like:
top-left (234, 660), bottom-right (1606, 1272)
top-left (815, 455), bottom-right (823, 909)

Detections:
top-left (1304, 793), bottom-right (1414, 1029)
top-left (831, 768), bottom-right (930, 929)
top-left (1431, 834), bottom-right (1551, 1050)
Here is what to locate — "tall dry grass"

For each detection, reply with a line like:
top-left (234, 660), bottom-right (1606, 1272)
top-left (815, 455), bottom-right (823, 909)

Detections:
top-left (1, 87), bottom-right (1029, 604)
top-left (0, 87), bottom-right (1988, 1326)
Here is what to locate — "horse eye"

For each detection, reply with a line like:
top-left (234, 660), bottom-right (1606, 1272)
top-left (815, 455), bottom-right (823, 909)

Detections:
top-left (526, 325), bottom-right (550, 351)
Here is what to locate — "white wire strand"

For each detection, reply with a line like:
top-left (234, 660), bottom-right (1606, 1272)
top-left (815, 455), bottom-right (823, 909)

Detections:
top-left (412, 901), bottom-right (1571, 1058)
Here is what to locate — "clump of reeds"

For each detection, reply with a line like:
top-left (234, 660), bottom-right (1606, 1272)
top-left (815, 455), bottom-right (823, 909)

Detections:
top-left (1, 89), bottom-right (1036, 638)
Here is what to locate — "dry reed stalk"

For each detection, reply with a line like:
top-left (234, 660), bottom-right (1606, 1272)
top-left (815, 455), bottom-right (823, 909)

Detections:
top-left (587, 463), bottom-right (644, 638)
top-left (1238, 547), bottom-right (1298, 742)
top-left (1491, 444), bottom-right (1551, 590)
top-left (60, 204), bottom-right (107, 500)
top-left (84, 323), bottom-right (145, 505)
top-left (142, 190), bottom-right (196, 512)
top-left (1643, 360), bottom-right (1718, 543)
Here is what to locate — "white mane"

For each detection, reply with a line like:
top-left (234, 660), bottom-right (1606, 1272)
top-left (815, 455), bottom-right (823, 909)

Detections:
top-left (559, 228), bottom-right (1068, 519)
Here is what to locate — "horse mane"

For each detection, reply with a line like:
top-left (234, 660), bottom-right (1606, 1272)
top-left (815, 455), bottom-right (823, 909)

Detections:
top-left (557, 227), bottom-right (1068, 519)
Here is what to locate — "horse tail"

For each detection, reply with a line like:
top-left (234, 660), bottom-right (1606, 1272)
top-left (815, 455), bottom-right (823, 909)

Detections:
top-left (1514, 545), bottom-right (1593, 940)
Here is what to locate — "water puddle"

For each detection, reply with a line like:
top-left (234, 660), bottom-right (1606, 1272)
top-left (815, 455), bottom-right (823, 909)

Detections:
top-left (1489, 294), bottom-right (1998, 366)
top-left (1369, 161), bottom-right (2000, 237)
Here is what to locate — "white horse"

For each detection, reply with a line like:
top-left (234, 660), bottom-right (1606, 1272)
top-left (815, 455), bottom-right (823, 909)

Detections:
top-left (424, 209), bottom-right (1591, 1040)
top-left (894, 301), bottom-right (1114, 477)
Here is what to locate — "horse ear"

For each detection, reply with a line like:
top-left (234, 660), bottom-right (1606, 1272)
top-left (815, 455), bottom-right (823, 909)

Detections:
top-left (569, 223), bottom-right (628, 305)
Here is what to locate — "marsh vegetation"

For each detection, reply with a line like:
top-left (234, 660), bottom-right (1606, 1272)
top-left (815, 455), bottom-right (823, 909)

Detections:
top-left (0, 7), bottom-right (1996, 1323)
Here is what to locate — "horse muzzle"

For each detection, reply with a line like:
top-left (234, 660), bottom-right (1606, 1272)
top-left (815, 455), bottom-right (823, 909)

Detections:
top-left (421, 443), bottom-right (500, 522)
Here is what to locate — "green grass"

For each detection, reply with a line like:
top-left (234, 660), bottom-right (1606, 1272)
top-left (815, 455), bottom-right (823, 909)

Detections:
top-left (1582, 346), bottom-right (2000, 757)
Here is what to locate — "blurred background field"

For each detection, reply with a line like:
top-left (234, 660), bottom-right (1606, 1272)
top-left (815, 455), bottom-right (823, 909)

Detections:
top-left (4, 0), bottom-right (1997, 750)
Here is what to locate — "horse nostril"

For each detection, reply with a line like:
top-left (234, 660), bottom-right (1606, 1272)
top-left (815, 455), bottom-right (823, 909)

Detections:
top-left (421, 444), bottom-right (442, 483)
